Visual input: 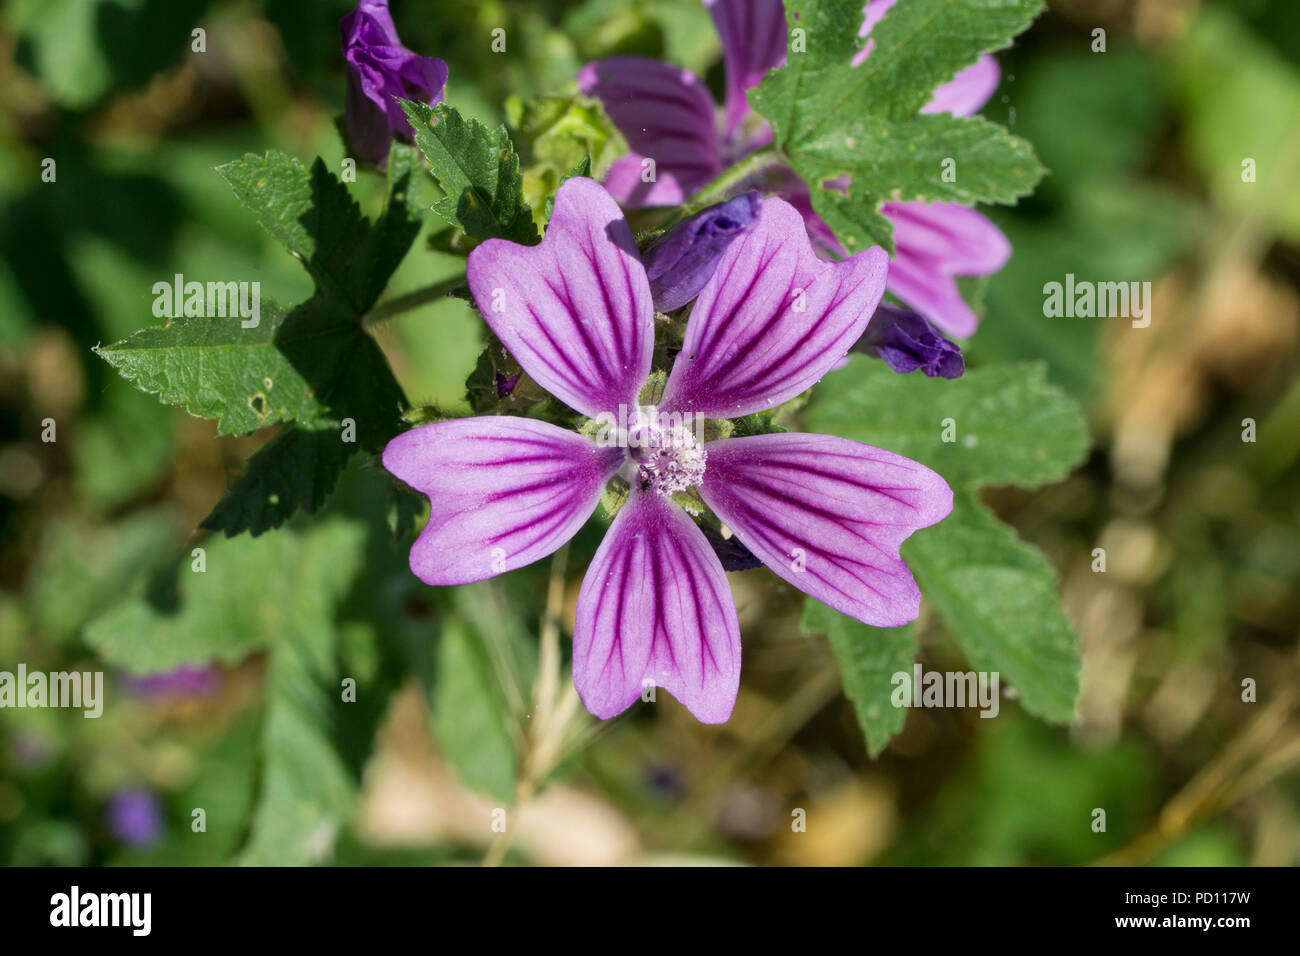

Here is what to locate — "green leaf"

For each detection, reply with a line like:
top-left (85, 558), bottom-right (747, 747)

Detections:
top-left (95, 299), bottom-right (329, 437)
top-left (215, 149), bottom-right (424, 313)
top-left (95, 296), bottom-right (403, 445)
top-left (505, 93), bottom-right (626, 228)
top-left (95, 149), bottom-right (416, 535)
top-left (750, 0), bottom-right (1045, 251)
top-left (802, 358), bottom-right (1088, 489)
top-left (402, 100), bottom-right (539, 245)
top-left (430, 617), bottom-right (518, 803)
top-left (200, 426), bottom-right (357, 537)
top-left (801, 599), bottom-right (916, 757)
top-left (902, 492), bottom-right (1080, 723)
top-left (800, 358), bottom-right (1088, 737)
top-left (796, 114), bottom-right (1044, 252)
top-left (754, 0), bottom-right (1044, 142)
top-left (237, 637), bottom-right (357, 866)
top-left (26, 508), bottom-right (177, 644)
top-left (84, 520), bottom-right (366, 673)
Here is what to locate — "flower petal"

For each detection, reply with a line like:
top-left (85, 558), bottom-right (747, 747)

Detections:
top-left (577, 57), bottom-right (723, 206)
top-left (466, 177), bottom-right (655, 418)
top-left (885, 201), bottom-right (1011, 275)
top-left (881, 251), bottom-right (978, 339)
top-left (698, 432), bottom-right (952, 627)
top-left (882, 201), bottom-right (1011, 338)
top-left (661, 196), bottom-right (888, 419)
top-left (382, 416), bottom-right (623, 586)
top-left (706, 0), bottom-right (788, 143)
top-left (574, 488), bottom-right (742, 723)
top-left (923, 53), bottom-right (1000, 118)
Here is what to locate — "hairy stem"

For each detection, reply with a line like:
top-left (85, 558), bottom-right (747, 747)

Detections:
top-left (363, 274), bottom-right (466, 326)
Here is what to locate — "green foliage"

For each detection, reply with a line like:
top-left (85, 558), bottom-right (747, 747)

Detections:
top-left (238, 615), bottom-right (360, 865)
top-left (750, 0), bottom-right (1045, 252)
top-left (903, 491), bottom-right (1082, 723)
top-left (801, 359), bottom-right (1089, 745)
top-left (1171, 5), bottom-right (1300, 243)
top-left (402, 100), bottom-right (540, 246)
top-left (964, 46), bottom-right (1199, 397)
top-left (803, 360), bottom-right (1088, 489)
top-left (95, 147), bottom-right (419, 536)
top-left (430, 619), bottom-right (519, 804)
top-left (9, 0), bottom-right (210, 110)
top-left (26, 509), bottom-right (178, 644)
top-left (884, 715), bottom-right (1156, 865)
top-left (84, 520), bottom-right (365, 673)
top-left (200, 425), bottom-right (356, 537)
top-left (801, 600), bottom-right (915, 757)
top-left (506, 93), bottom-right (626, 227)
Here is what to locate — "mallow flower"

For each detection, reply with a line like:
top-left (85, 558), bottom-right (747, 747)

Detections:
top-left (340, 0), bottom-right (448, 167)
top-left (383, 178), bottom-right (952, 723)
top-left (579, 0), bottom-right (1010, 338)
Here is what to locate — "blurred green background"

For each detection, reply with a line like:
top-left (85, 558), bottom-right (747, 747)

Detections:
top-left (0, 0), bottom-right (1297, 866)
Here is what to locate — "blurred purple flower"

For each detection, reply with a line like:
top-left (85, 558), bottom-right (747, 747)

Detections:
top-left (383, 178), bottom-right (951, 723)
top-left (12, 729), bottom-right (53, 769)
top-left (106, 788), bottom-right (163, 847)
top-left (121, 664), bottom-right (220, 699)
top-left (643, 192), bottom-right (762, 311)
top-left (579, 0), bottom-right (1011, 337)
top-left (340, 0), bottom-right (448, 167)
top-left (577, 0), bottom-right (785, 207)
top-left (854, 303), bottom-right (964, 378)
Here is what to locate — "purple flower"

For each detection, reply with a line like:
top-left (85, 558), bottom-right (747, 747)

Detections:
top-left (579, 0), bottom-right (1011, 338)
top-left (12, 729), bottom-right (53, 769)
top-left (577, 0), bottom-right (785, 206)
top-left (383, 178), bottom-right (951, 724)
top-left (121, 664), bottom-right (221, 698)
top-left (643, 192), bottom-right (762, 311)
top-left (340, 0), bottom-right (448, 167)
top-left (854, 303), bottom-right (964, 378)
top-left (855, 0), bottom-right (1010, 337)
top-left (105, 788), bottom-right (163, 847)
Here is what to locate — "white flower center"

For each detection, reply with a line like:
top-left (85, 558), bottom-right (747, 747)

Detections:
top-left (625, 409), bottom-right (707, 496)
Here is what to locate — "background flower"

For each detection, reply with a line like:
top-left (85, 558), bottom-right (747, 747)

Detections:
top-left (340, 0), bottom-right (448, 167)
top-left (582, 0), bottom-right (1011, 337)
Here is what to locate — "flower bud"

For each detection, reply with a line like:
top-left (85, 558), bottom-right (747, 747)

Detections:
top-left (340, 0), bottom-right (448, 167)
top-left (643, 192), bottom-right (761, 312)
top-left (855, 303), bottom-right (964, 378)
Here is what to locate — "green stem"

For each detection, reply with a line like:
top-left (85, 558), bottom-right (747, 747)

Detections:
top-left (363, 274), bottom-right (466, 326)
